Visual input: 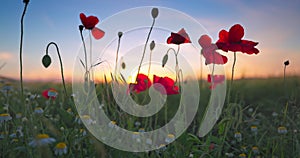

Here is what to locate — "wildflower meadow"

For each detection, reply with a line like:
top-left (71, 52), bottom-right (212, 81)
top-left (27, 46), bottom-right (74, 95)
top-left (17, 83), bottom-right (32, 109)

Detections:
top-left (0, 1), bottom-right (299, 158)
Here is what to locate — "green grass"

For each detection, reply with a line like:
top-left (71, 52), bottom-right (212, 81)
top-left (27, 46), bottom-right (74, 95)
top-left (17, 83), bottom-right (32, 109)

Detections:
top-left (0, 76), bottom-right (299, 157)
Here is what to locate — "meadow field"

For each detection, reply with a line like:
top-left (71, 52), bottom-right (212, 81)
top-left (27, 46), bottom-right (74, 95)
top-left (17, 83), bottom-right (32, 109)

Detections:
top-left (0, 76), bottom-right (299, 158)
top-left (1, 2), bottom-right (299, 157)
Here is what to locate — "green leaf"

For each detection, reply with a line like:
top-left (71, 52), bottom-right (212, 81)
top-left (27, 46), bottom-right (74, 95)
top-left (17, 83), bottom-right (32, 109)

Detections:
top-left (42, 54), bottom-right (51, 68)
top-left (162, 53), bottom-right (168, 67)
top-left (120, 73), bottom-right (127, 84)
top-left (79, 59), bottom-right (85, 68)
top-left (92, 61), bottom-right (104, 67)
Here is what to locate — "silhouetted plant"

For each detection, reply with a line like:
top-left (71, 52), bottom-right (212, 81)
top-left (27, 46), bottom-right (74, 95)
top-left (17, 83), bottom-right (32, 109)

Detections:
top-left (19, 0), bottom-right (29, 104)
top-left (42, 42), bottom-right (68, 97)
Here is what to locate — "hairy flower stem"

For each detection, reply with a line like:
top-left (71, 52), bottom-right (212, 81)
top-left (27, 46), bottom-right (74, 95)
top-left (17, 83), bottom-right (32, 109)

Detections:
top-left (136, 18), bottom-right (155, 82)
top-left (19, 2), bottom-right (29, 105)
top-left (227, 52), bottom-right (237, 104)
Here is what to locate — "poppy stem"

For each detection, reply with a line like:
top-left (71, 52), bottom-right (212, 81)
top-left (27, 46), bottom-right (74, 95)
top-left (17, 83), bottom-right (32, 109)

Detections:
top-left (89, 31), bottom-right (94, 80)
top-left (79, 29), bottom-right (89, 79)
top-left (45, 42), bottom-right (68, 97)
top-left (227, 52), bottom-right (237, 103)
top-left (167, 45), bottom-right (180, 83)
top-left (174, 45), bottom-right (180, 84)
top-left (200, 50), bottom-right (203, 87)
top-left (79, 28), bottom-right (92, 94)
top-left (283, 64), bottom-right (287, 97)
top-left (136, 18), bottom-right (155, 82)
top-left (115, 35), bottom-right (122, 79)
top-left (231, 52), bottom-right (237, 86)
top-left (211, 52), bottom-right (216, 89)
top-left (19, 1), bottom-right (29, 105)
top-left (147, 50), bottom-right (153, 77)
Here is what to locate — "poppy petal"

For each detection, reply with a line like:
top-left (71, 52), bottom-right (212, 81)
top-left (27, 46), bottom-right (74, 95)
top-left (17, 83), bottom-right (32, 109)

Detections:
top-left (218, 30), bottom-right (229, 43)
top-left (178, 28), bottom-right (191, 43)
top-left (80, 13), bottom-right (99, 29)
top-left (216, 24), bottom-right (259, 55)
top-left (198, 35), bottom-right (212, 48)
top-left (207, 74), bottom-right (225, 83)
top-left (153, 75), bottom-right (179, 95)
top-left (80, 13), bottom-right (87, 23)
top-left (42, 89), bottom-right (50, 99)
top-left (167, 28), bottom-right (191, 45)
top-left (128, 74), bottom-right (151, 93)
top-left (92, 27), bottom-right (105, 40)
top-left (202, 44), bottom-right (228, 65)
top-left (228, 24), bottom-right (244, 43)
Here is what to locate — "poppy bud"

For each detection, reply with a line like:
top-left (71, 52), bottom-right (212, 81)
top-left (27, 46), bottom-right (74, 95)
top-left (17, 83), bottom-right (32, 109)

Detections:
top-left (79, 25), bottom-right (84, 31)
top-left (118, 32), bottom-right (123, 38)
top-left (42, 55), bottom-right (51, 68)
top-left (151, 8), bottom-right (159, 19)
top-left (284, 60), bottom-right (289, 66)
top-left (162, 53), bottom-right (168, 67)
top-left (150, 41), bottom-right (155, 51)
top-left (121, 62), bottom-right (126, 69)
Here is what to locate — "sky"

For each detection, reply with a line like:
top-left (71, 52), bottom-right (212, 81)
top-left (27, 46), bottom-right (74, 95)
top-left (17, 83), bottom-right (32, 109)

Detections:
top-left (0, 0), bottom-right (300, 82)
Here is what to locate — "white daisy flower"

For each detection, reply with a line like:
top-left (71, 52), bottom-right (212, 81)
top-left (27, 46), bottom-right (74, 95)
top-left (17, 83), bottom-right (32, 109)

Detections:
top-left (34, 107), bottom-right (44, 114)
top-left (0, 113), bottom-right (12, 123)
top-left (165, 134), bottom-right (175, 143)
top-left (29, 134), bottom-right (56, 147)
top-left (54, 142), bottom-right (68, 156)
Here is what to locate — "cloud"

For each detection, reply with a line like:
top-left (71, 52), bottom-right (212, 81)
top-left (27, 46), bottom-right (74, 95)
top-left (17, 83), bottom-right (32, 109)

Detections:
top-left (0, 52), bottom-right (14, 60)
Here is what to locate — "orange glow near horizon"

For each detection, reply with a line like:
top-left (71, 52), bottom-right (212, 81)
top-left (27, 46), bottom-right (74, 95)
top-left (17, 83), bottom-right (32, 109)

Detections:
top-left (3, 62), bottom-right (298, 84)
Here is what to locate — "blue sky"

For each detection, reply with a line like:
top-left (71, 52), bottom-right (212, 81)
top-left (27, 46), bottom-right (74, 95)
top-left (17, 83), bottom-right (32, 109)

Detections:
top-left (0, 0), bottom-right (299, 81)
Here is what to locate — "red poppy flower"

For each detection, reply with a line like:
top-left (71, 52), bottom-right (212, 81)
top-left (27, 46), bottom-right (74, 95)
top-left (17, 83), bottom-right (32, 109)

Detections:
top-left (209, 143), bottom-right (215, 150)
top-left (80, 13), bottom-right (105, 40)
top-left (129, 74), bottom-right (152, 93)
top-left (198, 35), bottom-right (228, 65)
top-left (207, 74), bottom-right (225, 89)
top-left (167, 28), bottom-right (191, 45)
top-left (216, 24), bottom-right (259, 55)
top-left (153, 75), bottom-right (179, 95)
top-left (42, 88), bottom-right (58, 100)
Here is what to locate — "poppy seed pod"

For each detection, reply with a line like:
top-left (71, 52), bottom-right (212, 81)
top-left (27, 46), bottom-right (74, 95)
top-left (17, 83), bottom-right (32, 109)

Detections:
top-left (79, 25), bottom-right (84, 31)
top-left (284, 60), bottom-right (289, 66)
top-left (118, 32), bottom-right (123, 38)
top-left (151, 8), bottom-right (159, 19)
top-left (162, 54), bottom-right (168, 67)
top-left (150, 41), bottom-right (155, 50)
top-left (121, 62), bottom-right (126, 69)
